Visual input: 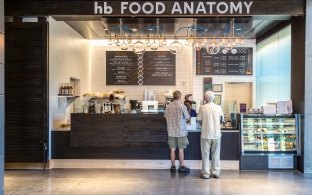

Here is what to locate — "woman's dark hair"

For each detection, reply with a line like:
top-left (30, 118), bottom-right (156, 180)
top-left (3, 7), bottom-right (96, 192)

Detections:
top-left (184, 100), bottom-right (192, 105)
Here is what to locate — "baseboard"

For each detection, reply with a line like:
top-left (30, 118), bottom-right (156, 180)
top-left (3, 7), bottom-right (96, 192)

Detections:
top-left (5, 160), bottom-right (239, 170)
top-left (5, 162), bottom-right (50, 170)
top-left (49, 159), bottom-right (239, 170)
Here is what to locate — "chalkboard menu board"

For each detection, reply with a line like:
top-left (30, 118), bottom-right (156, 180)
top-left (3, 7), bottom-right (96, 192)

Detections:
top-left (106, 51), bottom-right (176, 85)
top-left (196, 47), bottom-right (253, 75)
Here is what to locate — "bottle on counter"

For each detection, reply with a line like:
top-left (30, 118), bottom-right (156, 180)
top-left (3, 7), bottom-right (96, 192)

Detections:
top-left (58, 83), bottom-right (63, 95)
top-left (64, 83), bottom-right (69, 96)
top-left (68, 84), bottom-right (73, 96)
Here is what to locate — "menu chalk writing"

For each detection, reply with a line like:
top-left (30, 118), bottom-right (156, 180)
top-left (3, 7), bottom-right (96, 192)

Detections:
top-left (106, 51), bottom-right (176, 85)
top-left (196, 47), bottom-right (253, 75)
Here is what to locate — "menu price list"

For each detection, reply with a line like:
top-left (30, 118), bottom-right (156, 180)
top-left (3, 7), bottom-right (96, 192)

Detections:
top-left (196, 48), bottom-right (253, 75)
top-left (106, 51), bottom-right (176, 85)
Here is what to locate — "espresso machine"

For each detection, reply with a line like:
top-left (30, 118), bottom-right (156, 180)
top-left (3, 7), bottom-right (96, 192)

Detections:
top-left (129, 100), bottom-right (140, 113)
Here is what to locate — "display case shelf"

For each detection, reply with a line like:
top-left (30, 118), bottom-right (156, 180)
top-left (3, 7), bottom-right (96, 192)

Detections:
top-left (243, 132), bottom-right (296, 135)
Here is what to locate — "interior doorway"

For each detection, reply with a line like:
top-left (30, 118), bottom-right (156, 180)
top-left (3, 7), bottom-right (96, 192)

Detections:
top-left (223, 82), bottom-right (252, 122)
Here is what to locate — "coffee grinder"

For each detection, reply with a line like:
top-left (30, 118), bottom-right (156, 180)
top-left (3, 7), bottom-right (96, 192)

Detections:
top-left (129, 100), bottom-right (139, 113)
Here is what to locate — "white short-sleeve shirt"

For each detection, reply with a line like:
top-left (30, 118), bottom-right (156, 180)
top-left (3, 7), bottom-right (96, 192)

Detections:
top-left (197, 102), bottom-right (224, 139)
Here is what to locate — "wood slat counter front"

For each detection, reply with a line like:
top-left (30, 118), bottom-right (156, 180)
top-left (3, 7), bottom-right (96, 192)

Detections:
top-left (51, 113), bottom-right (239, 160)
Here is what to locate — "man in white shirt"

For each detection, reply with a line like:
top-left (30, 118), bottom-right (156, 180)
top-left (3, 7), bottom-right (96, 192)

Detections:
top-left (197, 91), bottom-right (224, 179)
top-left (164, 90), bottom-right (190, 174)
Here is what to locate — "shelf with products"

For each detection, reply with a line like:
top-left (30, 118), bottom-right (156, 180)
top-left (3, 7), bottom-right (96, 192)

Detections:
top-left (242, 123), bottom-right (295, 126)
top-left (243, 132), bottom-right (296, 135)
top-left (57, 96), bottom-right (80, 108)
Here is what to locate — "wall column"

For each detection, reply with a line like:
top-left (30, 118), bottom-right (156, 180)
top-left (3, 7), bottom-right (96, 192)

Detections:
top-left (0, 0), bottom-right (5, 193)
top-left (304, 0), bottom-right (312, 173)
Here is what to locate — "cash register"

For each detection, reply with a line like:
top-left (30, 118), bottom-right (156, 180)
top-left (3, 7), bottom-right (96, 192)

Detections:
top-left (141, 101), bottom-right (158, 113)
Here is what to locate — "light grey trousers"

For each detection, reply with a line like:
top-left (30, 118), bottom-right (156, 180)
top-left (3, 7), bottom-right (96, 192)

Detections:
top-left (201, 138), bottom-right (221, 177)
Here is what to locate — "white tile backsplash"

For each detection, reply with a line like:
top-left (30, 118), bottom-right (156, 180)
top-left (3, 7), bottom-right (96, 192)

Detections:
top-left (90, 42), bottom-right (193, 102)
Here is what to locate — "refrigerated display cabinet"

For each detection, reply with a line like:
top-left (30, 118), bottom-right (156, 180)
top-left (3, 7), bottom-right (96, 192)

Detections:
top-left (239, 114), bottom-right (300, 170)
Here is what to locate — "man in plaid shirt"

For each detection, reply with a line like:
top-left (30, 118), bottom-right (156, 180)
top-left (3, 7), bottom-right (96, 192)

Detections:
top-left (164, 90), bottom-right (190, 174)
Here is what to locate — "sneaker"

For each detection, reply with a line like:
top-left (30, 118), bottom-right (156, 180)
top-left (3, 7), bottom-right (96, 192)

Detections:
top-left (170, 166), bottom-right (176, 173)
top-left (178, 166), bottom-right (190, 174)
top-left (200, 174), bottom-right (210, 179)
top-left (211, 174), bottom-right (219, 179)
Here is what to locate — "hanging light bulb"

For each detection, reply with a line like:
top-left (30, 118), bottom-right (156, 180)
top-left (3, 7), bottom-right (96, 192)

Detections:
top-left (204, 36), bottom-right (218, 54)
top-left (162, 37), bottom-right (167, 46)
top-left (194, 40), bottom-right (201, 51)
top-left (227, 40), bottom-right (232, 48)
top-left (108, 37), bottom-right (113, 45)
top-left (120, 41), bottom-right (128, 50)
top-left (170, 36), bottom-right (183, 54)
top-left (114, 35), bottom-right (121, 46)
top-left (133, 36), bottom-right (146, 54)
top-left (235, 36), bottom-right (239, 44)
top-left (240, 38), bottom-right (244, 44)
top-left (150, 39), bottom-right (158, 51)
top-left (231, 39), bottom-right (236, 47)
top-left (127, 35), bottom-right (133, 47)
top-left (211, 39), bottom-right (216, 47)
top-left (145, 35), bottom-right (151, 47)
top-left (221, 36), bottom-right (226, 45)
top-left (185, 39), bottom-right (190, 46)
top-left (158, 35), bottom-right (163, 47)
top-left (201, 36), bottom-right (208, 48)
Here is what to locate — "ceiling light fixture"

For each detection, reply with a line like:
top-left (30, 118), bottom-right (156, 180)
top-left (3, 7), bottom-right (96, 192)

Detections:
top-left (102, 18), bottom-right (244, 55)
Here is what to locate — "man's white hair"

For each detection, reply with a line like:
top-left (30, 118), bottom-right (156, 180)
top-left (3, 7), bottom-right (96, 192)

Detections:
top-left (205, 91), bottom-right (214, 103)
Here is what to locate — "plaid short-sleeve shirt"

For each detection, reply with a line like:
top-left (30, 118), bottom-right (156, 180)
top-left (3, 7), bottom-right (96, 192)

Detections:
top-left (164, 100), bottom-right (190, 137)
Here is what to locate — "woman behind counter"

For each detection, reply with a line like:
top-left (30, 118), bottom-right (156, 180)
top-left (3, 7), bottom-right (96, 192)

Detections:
top-left (184, 100), bottom-right (197, 117)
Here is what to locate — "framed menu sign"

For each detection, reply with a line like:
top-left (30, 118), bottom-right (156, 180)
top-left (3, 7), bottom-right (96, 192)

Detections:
top-left (196, 47), bottom-right (253, 75)
top-left (106, 51), bottom-right (176, 85)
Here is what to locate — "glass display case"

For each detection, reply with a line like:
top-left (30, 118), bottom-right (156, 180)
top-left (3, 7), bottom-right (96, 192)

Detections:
top-left (239, 114), bottom-right (300, 170)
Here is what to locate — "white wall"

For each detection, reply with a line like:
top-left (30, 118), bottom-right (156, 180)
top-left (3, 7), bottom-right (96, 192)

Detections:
top-left (90, 40), bottom-right (193, 103)
top-left (192, 39), bottom-right (257, 111)
top-left (49, 17), bottom-right (90, 157)
top-left (90, 39), bottom-right (256, 109)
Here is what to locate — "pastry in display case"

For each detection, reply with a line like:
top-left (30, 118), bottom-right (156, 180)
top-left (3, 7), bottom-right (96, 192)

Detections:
top-left (239, 114), bottom-right (301, 170)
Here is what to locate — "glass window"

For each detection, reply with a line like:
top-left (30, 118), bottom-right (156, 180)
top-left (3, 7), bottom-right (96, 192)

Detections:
top-left (256, 25), bottom-right (291, 107)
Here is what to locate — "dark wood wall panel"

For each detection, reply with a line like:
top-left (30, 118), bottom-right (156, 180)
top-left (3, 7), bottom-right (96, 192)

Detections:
top-left (291, 16), bottom-right (305, 172)
top-left (71, 114), bottom-right (168, 147)
top-left (5, 21), bottom-right (48, 162)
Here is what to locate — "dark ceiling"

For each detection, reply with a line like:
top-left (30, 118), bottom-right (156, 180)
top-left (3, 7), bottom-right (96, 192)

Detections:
top-left (52, 15), bottom-right (291, 40)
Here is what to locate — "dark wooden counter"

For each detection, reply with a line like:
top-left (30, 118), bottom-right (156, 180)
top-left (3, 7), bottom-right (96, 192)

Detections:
top-left (70, 113), bottom-right (167, 147)
top-left (51, 113), bottom-right (239, 160)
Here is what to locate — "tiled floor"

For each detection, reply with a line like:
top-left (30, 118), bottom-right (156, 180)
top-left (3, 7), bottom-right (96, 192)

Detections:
top-left (4, 169), bottom-right (312, 195)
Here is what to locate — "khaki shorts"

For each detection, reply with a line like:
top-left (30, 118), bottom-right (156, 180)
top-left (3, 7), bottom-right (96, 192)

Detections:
top-left (168, 136), bottom-right (189, 149)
